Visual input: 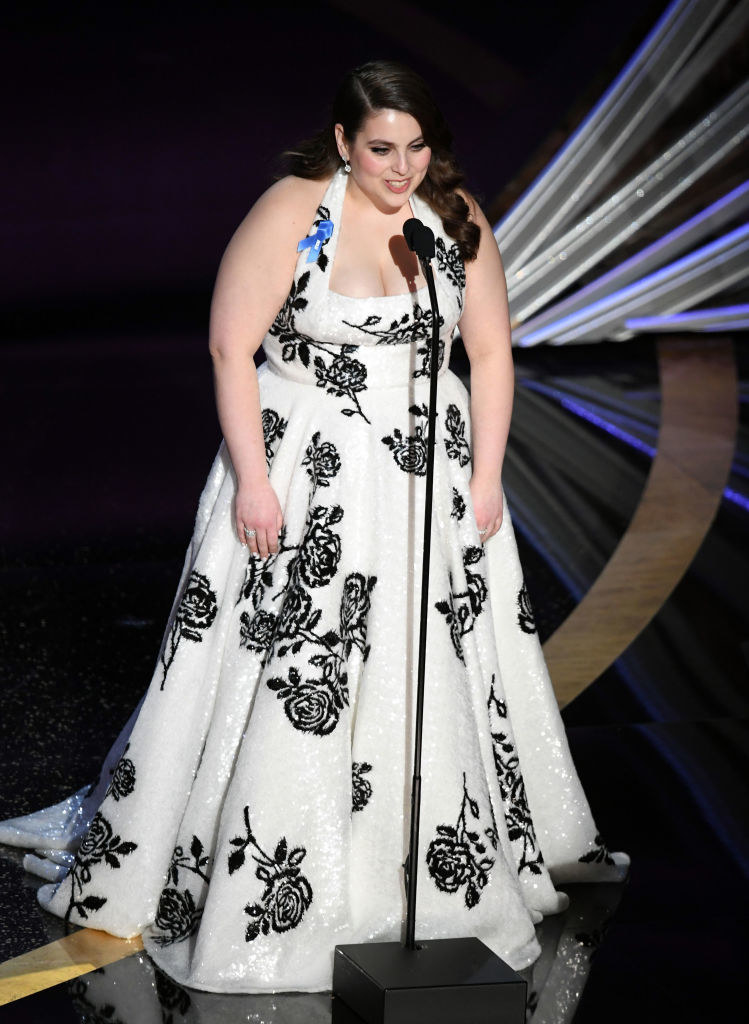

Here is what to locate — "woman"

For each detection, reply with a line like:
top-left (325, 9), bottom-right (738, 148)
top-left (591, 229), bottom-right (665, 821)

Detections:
top-left (0, 61), bottom-right (627, 993)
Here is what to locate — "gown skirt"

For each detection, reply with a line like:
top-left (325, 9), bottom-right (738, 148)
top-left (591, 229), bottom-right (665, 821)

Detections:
top-left (0, 169), bottom-right (628, 993)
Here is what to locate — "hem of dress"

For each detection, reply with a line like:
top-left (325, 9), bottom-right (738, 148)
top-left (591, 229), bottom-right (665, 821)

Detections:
top-left (141, 932), bottom-right (543, 995)
top-left (36, 884), bottom-right (146, 939)
top-left (142, 941), bottom-right (331, 994)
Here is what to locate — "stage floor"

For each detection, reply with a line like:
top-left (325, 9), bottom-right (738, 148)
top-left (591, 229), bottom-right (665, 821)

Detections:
top-left (0, 334), bottom-right (747, 1022)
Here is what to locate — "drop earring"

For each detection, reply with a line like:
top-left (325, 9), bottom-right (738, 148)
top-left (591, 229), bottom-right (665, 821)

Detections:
top-left (342, 157), bottom-right (351, 174)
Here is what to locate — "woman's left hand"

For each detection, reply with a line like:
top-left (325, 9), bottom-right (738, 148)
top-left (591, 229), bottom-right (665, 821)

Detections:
top-left (469, 475), bottom-right (503, 543)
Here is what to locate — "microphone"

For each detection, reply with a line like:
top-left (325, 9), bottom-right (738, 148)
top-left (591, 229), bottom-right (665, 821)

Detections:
top-left (403, 217), bottom-right (435, 260)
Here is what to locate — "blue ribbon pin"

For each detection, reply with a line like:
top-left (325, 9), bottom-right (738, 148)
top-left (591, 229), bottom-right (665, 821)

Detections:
top-left (297, 219), bottom-right (334, 263)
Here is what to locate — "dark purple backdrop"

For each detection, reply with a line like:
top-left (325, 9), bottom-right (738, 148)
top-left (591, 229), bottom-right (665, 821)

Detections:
top-left (3, 0), bottom-right (664, 311)
top-left (1, 0), bottom-right (665, 551)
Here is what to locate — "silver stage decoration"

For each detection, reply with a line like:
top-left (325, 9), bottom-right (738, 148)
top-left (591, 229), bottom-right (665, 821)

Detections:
top-left (625, 306), bottom-right (749, 332)
top-left (494, 0), bottom-right (749, 346)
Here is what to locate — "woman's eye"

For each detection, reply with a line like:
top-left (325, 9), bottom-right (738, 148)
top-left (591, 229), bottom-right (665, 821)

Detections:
top-left (370, 147), bottom-right (389, 155)
top-left (410, 143), bottom-right (426, 151)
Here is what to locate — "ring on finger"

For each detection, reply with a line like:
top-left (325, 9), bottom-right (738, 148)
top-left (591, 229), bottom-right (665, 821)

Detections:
top-left (244, 527), bottom-right (257, 538)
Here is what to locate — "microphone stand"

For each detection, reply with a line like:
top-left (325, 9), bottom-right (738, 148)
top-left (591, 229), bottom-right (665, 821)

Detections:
top-left (332, 218), bottom-right (526, 1024)
top-left (402, 219), bottom-right (439, 952)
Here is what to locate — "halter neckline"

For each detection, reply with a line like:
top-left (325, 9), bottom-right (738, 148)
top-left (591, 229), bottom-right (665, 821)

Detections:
top-left (323, 170), bottom-right (431, 302)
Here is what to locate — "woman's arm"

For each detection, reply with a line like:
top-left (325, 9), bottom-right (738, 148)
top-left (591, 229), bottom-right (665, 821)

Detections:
top-left (456, 198), bottom-right (515, 542)
top-left (208, 175), bottom-right (327, 557)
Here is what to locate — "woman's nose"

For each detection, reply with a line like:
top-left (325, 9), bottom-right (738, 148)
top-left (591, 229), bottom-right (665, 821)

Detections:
top-left (391, 150), bottom-right (409, 175)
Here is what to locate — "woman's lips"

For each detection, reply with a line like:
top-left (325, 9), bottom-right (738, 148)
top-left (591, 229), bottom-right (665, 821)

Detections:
top-left (385, 179), bottom-right (410, 194)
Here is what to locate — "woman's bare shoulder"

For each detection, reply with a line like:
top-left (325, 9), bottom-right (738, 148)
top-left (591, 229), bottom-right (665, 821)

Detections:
top-left (222, 175), bottom-right (334, 264)
top-left (249, 174), bottom-right (333, 225)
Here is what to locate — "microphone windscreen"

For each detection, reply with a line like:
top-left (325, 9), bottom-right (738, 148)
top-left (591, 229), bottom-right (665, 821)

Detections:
top-left (403, 218), bottom-right (435, 260)
top-left (416, 223), bottom-right (435, 260)
top-left (403, 218), bottom-right (420, 253)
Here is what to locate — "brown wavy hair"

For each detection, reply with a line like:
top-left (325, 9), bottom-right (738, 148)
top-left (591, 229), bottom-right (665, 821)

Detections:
top-left (284, 61), bottom-right (480, 262)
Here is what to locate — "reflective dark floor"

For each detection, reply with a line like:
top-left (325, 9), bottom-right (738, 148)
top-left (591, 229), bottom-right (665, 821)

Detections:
top-left (1, 336), bottom-right (747, 1021)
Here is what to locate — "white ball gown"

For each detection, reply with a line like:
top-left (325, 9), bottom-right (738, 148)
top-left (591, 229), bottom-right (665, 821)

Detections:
top-left (0, 168), bottom-right (627, 993)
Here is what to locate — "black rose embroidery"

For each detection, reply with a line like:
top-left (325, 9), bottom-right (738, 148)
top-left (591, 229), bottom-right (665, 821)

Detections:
top-left (234, 439), bottom-right (375, 739)
top-left (341, 306), bottom-right (445, 381)
top-left (298, 504), bottom-right (343, 587)
top-left (342, 304), bottom-right (442, 348)
top-left (269, 266), bottom-right (359, 418)
top-left (381, 429), bottom-right (427, 475)
top-left (151, 835), bottom-right (212, 947)
top-left (313, 353), bottom-right (370, 422)
top-left (166, 835), bottom-right (212, 887)
top-left (152, 887), bottom-right (202, 946)
top-left (340, 309), bottom-right (413, 346)
top-left (78, 813), bottom-right (115, 862)
top-left (302, 431), bottom-right (341, 490)
top-left (228, 806), bottom-right (313, 942)
top-left (268, 667), bottom-right (344, 736)
top-left (438, 586), bottom-right (471, 663)
top-left (270, 266), bottom-right (374, 420)
top-left (269, 270), bottom-right (315, 362)
top-left (262, 409), bottom-right (287, 470)
top-left (105, 749), bottom-right (135, 802)
top-left (340, 573), bottom-right (376, 660)
top-left (311, 203), bottom-right (332, 273)
top-left (465, 549), bottom-right (488, 616)
top-left (381, 404), bottom-right (429, 476)
top-left (517, 583), bottom-right (537, 634)
top-left (276, 584), bottom-right (314, 640)
top-left (239, 608), bottom-right (277, 655)
top-left (176, 572), bottom-right (218, 640)
top-left (150, 835), bottom-right (211, 946)
top-left (444, 404), bottom-right (471, 466)
top-left (267, 569), bottom-right (376, 737)
top-left (435, 236), bottom-right (466, 309)
top-left (426, 773), bottom-right (496, 909)
top-left (65, 811), bottom-right (138, 925)
top-left (578, 833), bottom-right (615, 866)
top-left (488, 675), bottom-right (544, 875)
top-left (320, 354), bottom-right (367, 391)
top-left (352, 761), bottom-right (373, 812)
top-left (236, 526), bottom-right (287, 608)
top-left (435, 546), bottom-right (488, 663)
top-left (160, 570), bottom-right (218, 689)
top-left (426, 835), bottom-right (474, 893)
top-left (414, 337), bottom-right (445, 380)
top-left (267, 877), bottom-right (312, 933)
top-left (451, 488), bottom-right (466, 521)
top-left (240, 501), bottom-right (344, 640)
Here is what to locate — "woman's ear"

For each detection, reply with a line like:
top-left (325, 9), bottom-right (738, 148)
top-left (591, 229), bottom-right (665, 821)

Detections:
top-left (334, 123), bottom-right (348, 162)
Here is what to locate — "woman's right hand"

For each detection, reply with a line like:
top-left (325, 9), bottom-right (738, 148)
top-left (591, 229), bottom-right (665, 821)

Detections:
top-left (235, 479), bottom-right (284, 558)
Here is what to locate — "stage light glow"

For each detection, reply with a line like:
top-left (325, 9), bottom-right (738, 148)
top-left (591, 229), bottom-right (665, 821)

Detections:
top-left (495, 0), bottom-right (730, 274)
top-left (513, 182), bottom-right (749, 344)
top-left (517, 380), bottom-right (748, 512)
top-left (516, 224), bottom-right (749, 346)
top-left (507, 84), bottom-right (749, 324)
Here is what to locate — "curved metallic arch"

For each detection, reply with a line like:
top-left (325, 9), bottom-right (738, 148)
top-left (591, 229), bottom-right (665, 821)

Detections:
top-left (542, 336), bottom-right (738, 706)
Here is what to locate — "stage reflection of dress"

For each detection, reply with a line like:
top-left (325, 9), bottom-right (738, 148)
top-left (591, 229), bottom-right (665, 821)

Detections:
top-left (0, 169), bottom-right (627, 994)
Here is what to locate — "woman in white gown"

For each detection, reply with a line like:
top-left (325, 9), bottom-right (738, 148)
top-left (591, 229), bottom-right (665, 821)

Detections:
top-left (0, 60), bottom-right (627, 993)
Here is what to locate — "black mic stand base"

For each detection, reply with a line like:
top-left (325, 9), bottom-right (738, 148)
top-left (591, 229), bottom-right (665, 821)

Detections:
top-left (331, 936), bottom-right (526, 1024)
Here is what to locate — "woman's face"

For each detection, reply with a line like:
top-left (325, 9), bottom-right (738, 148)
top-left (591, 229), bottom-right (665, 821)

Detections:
top-left (335, 109), bottom-right (432, 211)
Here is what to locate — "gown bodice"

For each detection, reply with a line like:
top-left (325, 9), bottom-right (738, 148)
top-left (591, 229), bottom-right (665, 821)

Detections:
top-left (261, 168), bottom-right (467, 390)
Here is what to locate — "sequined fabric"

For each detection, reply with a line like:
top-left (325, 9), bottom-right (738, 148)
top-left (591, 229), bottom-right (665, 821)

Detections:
top-left (0, 169), bottom-right (627, 993)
